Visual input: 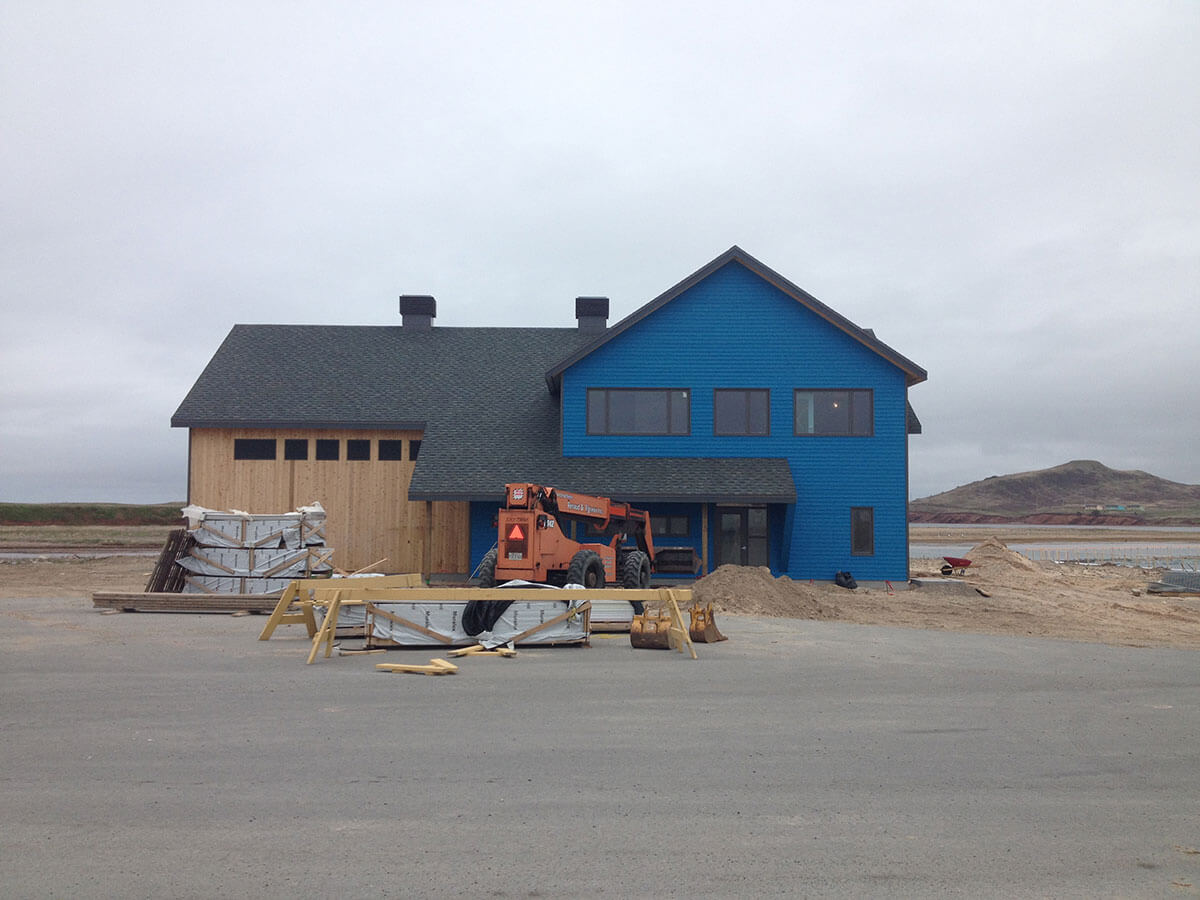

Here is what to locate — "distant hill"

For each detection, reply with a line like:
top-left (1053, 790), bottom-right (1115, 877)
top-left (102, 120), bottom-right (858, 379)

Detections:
top-left (910, 460), bottom-right (1200, 525)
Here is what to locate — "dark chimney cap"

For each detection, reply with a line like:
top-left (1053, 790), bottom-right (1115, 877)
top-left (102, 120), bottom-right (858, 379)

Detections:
top-left (575, 296), bottom-right (609, 333)
top-left (399, 295), bottom-right (436, 330)
top-left (575, 296), bottom-right (609, 318)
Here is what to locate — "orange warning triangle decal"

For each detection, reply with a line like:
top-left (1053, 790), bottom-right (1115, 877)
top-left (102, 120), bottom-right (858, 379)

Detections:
top-left (507, 524), bottom-right (525, 541)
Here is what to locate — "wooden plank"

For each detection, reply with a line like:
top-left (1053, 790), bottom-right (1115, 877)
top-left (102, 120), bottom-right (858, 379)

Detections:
top-left (375, 660), bottom-right (458, 675)
top-left (93, 591), bottom-right (282, 614)
top-left (448, 645), bottom-right (517, 658)
top-left (307, 590), bottom-right (343, 664)
top-left (258, 582), bottom-right (302, 640)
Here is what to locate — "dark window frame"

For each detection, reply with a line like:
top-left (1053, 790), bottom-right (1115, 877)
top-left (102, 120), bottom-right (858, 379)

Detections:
top-left (315, 439), bottom-right (340, 461)
top-left (409, 439), bottom-right (421, 461)
top-left (346, 439), bottom-right (371, 461)
top-left (586, 388), bottom-right (691, 436)
top-left (378, 440), bottom-right (405, 461)
top-left (794, 389), bottom-right (874, 436)
top-left (233, 438), bottom-right (276, 460)
top-left (283, 439), bottom-right (308, 460)
top-left (851, 506), bottom-right (875, 556)
top-left (651, 514), bottom-right (691, 538)
top-left (713, 388), bottom-right (770, 436)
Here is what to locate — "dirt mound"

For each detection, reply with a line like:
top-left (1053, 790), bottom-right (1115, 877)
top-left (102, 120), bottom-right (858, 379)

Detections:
top-left (967, 536), bottom-right (1042, 573)
top-left (691, 564), bottom-right (835, 619)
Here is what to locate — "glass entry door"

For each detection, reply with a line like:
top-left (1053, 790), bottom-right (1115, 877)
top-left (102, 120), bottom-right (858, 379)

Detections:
top-left (716, 507), bottom-right (769, 568)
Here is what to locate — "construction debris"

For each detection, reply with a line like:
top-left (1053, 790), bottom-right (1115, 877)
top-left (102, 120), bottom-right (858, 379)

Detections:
top-left (448, 644), bottom-right (518, 658)
top-left (375, 658), bottom-right (459, 676)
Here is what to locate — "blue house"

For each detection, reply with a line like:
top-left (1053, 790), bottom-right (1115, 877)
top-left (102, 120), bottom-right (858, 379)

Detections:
top-left (172, 246), bottom-right (925, 581)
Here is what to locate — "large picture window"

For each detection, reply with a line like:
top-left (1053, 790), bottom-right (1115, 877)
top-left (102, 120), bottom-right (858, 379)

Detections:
top-left (587, 388), bottom-right (690, 435)
top-left (714, 389), bottom-right (769, 436)
top-left (794, 389), bottom-right (873, 436)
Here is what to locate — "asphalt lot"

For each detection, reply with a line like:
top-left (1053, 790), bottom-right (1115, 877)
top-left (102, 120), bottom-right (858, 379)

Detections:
top-left (3, 596), bottom-right (1199, 899)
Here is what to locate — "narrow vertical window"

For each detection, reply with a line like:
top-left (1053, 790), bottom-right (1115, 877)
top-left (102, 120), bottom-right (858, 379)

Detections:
top-left (851, 507), bottom-right (874, 556)
top-left (409, 439), bottom-right (421, 460)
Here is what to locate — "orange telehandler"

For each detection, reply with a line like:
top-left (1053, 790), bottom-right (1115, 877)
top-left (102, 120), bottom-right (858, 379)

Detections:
top-left (477, 483), bottom-right (656, 597)
top-left (473, 483), bottom-right (724, 643)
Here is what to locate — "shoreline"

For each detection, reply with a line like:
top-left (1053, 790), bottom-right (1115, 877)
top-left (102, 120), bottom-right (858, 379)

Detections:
top-left (909, 523), bottom-right (1200, 544)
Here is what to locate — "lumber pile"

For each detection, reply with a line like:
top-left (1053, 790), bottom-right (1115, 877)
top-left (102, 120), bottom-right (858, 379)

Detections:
top-left (175, 503), bottom-right (333, 594)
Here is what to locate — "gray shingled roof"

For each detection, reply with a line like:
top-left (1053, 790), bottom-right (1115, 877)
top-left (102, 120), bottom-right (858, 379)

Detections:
top-left (171, 324), bottom-right (797, 504)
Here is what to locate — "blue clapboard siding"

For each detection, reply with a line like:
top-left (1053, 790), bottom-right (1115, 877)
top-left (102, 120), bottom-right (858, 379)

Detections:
top-left (560, 260), bottom-right (912, 581)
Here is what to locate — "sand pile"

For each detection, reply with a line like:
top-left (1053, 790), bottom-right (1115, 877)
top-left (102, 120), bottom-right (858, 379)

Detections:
top-left (967, 536), bottom-right (1043, 574)
top-left (691, 564), bottom-right (835, 619)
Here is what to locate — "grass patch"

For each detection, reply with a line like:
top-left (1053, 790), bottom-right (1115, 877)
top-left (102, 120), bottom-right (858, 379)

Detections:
top-left (0, 525), bottom-right (178, 547)
top-left (0, 503), bottom-right (184, 527)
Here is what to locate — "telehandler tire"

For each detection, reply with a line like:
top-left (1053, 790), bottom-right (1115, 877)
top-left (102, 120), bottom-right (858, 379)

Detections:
top-left (477, 548), bottom-right (498, 587)
top-left (566, 549), bottom-right (605, 589)
top-left (620, 550), bottom-right (651, 589)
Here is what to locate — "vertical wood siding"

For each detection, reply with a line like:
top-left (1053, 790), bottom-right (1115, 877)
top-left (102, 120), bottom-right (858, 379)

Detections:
top-left (560, 261), bottom-right (915, 581)
top-left (187, 428), bottom-right (468, 574)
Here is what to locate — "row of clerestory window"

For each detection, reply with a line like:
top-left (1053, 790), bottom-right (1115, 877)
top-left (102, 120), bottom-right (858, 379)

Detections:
top-left (233, 438), bottom-right (421, 461)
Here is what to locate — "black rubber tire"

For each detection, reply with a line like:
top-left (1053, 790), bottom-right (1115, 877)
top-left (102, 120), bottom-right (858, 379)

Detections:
top-left (566, 549), bottom-right (605, 589)
top-left (621, 550), bottom-right (650, 589)
top-left (477, 548), bottom-right (498, 588)
top-left (621, 550), bottom-right (650, 614)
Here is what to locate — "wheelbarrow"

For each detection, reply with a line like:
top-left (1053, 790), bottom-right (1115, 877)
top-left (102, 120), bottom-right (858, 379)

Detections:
top-left (941, 556), bottom-right (973, 576)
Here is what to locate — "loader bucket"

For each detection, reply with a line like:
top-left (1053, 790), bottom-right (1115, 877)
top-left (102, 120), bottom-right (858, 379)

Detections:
top-left (688, 602), bottom-right (728, 643)
top-left (629, 609), bottom-right (674, 650)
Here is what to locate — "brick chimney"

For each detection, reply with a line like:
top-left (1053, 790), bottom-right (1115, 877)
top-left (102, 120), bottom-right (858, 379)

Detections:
top-left (399, 295), bottom-right (436, 330)
top-left (575, 296), bottom-right (609, 334)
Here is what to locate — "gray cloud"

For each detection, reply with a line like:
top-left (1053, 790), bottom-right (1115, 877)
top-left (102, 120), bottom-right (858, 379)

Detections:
top-left (3, 1), bottom-right (1197, 502)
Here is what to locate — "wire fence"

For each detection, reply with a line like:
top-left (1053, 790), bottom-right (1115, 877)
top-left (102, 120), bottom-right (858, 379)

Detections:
top-left (1019, 547), bottom-right (1200, 570)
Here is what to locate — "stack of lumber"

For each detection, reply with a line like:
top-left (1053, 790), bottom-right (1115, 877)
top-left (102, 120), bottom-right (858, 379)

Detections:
top-left (176, 504), bottom-right (333, 594)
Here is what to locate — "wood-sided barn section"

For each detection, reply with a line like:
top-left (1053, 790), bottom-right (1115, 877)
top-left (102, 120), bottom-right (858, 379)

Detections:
top-left (185, 428), bottom-right (469, 575)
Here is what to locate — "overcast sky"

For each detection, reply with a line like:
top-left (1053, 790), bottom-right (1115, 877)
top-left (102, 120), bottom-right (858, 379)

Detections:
top-left (3, 1), bottom-right (1197, 505)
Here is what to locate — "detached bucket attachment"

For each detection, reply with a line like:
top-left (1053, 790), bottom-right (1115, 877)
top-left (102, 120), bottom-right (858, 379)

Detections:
top-left (630, 609), bottom-right (673, 649)
top-left (688, 602), bottom-right (727, 643)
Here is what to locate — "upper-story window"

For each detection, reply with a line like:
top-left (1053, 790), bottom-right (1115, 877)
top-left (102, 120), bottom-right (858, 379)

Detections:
top-left (587, 388), bottom-right (690, 435)
top-left (794, 389), bottom-right (873, 436)
top-left (714, 389), bottom-right (769, 436)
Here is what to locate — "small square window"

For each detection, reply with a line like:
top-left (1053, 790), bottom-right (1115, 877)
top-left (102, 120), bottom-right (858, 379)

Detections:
top-left (315, 439), bottom-right (339, 461)
top-left (714, 389), bottom-right (769, 436)
top-left (347, 439), bottom-right (371, 461)
top-left (284, 439), bottom-right (308, 460)
top-left (379, 440), bottom-right (405, 461)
